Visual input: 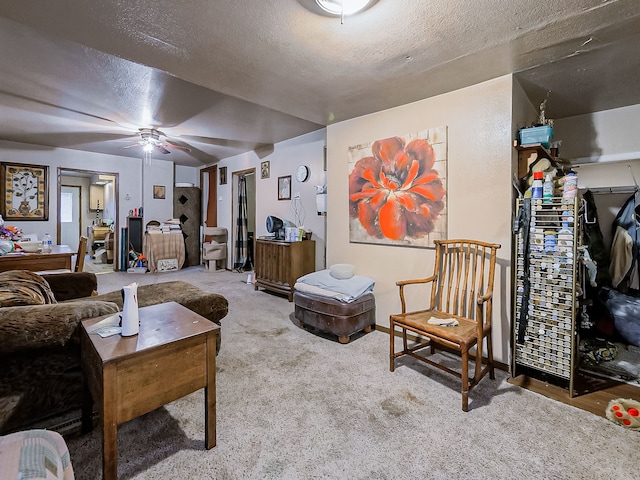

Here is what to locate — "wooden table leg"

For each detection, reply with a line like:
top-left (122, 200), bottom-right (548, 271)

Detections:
top-left (102, 364), bottom-right (118, 480)
top-left (204, 332), bottom-right (217, 450)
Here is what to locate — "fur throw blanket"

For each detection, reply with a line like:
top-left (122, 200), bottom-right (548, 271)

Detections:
top-left (0, 271), bottom-right (119, 354)
top-left (0, 270), bottom-right (57, 307)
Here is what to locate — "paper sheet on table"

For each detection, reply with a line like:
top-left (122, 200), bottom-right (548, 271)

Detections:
top-left (86, 313), bottom-right (121, 333)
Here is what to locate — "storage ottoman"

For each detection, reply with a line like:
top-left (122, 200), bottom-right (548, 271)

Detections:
top-left (293, 291), bottom-right (376, 343)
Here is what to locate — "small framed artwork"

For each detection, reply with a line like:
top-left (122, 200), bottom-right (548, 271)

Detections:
top-left (220, 166), bottom-right (227, 185)
top-left (278, 175), bottom-right (291, 200)
top-left (153, 185), bottom-right (166, 199)
top-left (0, 162), bottom-right (49, 220)
top-left (261, 161), bottom-right (270, 179)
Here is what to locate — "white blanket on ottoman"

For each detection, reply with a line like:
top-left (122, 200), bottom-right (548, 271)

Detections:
top-left (294, 269), bottom-right (375, 303)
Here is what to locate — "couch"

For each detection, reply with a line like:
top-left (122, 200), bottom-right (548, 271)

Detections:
top-left (0, 270), bottom-right (228, 435)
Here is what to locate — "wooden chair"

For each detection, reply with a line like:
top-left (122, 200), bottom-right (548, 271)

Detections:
top-left (389, 239), bottom-right (501, 411)
top-left (75, 235), bottom-right (88, 272)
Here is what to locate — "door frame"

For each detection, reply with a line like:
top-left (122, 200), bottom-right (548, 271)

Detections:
top-left (57, 168), bottom-right (119, 271)
top-left (200, 166), bottom-right (218, 227)
top-left (231, 168), bottom-right (256, 269)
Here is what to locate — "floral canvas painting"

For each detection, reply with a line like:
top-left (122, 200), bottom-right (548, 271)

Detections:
top-left (348, 127), bottom-right (447, 247)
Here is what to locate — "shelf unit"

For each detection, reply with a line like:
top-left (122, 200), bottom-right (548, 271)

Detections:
top-left (126, 216), bottom-right (143, 254)
top-left (512, 195), bottom-right (582, 394)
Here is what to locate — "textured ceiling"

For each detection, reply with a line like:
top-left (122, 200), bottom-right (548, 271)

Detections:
top-left (0, 0), bottom-right (638, 166)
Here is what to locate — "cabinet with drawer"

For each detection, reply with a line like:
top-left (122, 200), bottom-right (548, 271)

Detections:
top-left (254, 239), bottom-right (315, 302)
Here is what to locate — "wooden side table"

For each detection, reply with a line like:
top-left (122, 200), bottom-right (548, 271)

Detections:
top-left (80, 302), bottom-right (219, 480)
top-left (0, 245), bottom-right (75, 272)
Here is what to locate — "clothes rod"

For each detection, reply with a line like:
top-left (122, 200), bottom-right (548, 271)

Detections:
top-left (581, 186), bottom-right (638, 195)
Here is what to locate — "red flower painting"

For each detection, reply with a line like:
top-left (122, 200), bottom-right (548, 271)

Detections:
top-left (349, 136), bottom-right (446, 242)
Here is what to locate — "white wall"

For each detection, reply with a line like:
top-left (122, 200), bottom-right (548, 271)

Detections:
top-left (0, 140), bottom-right (142, 262)
top-left (175, 165), bottom-right (199, 186)
top-left (554, 104), bottom-right (640, 164)
top-left (553, 104), bottom-right (640, 252)
top-left (326, 76), bottom-right (515, 363)
top-left (103, 180), bottom-right (116, 225)
top-left (214, 129), bottom-right (327, 270)
top-left (142, 159), bottom-right (174, 224)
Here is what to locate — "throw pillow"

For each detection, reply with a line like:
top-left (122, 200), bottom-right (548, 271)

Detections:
top-left (0, 270), bottom-right (57, 307)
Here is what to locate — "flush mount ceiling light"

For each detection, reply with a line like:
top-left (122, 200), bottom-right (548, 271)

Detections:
top-left (315, 0), bottom-right (372, 16)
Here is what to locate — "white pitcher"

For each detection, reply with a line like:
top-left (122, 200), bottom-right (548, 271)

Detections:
top-left (120, 282), bottom-right (139, 336)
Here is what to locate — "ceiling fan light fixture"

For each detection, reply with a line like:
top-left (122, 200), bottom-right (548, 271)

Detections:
top-left (142, 142), bottom-right (154, 153)
top-left (315, 0), bottom-right (371, 15)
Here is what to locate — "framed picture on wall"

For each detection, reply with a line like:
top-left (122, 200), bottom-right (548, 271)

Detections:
top-left (261, 161), bottom-right (270, 179)
top-left (153, 185), bottom-right (166, 199)
top-left (220, 166), bottom-right (227, 185)
top-left (348, 126), bottom-right (448, 247)
top-left (0, 162), bottom-right (49, 220)
top-left (278, 175), bottom-right (291, 200)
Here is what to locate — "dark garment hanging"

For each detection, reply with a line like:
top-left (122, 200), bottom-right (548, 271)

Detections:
top-left (516, 198), bottom-right (532, 344)
top-left (610, 191), bottom-right (640, 292)
top-left (582, 190), bottom-right (612, 287)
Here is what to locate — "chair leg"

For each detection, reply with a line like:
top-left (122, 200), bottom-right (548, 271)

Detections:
top-left (402, 328), bottom-right (408, 352)
top-left (461, 347), bottom-right (469, 412)
top-left (474, 341), bottom-right (483, 382)
top-left (487, 333), bottom-right (495, 380)
top-left (389, 319), bottom-right (395, 372)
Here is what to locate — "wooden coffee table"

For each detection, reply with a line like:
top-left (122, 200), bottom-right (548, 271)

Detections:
top-left (80, 301), bottom-right (220, 480)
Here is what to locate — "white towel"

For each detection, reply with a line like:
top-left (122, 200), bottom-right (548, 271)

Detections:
top-left (427, 317), bottom-right (459, 327)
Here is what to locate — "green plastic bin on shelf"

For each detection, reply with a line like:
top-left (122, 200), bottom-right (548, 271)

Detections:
top-left (519, 125), bottom-right (553, 148)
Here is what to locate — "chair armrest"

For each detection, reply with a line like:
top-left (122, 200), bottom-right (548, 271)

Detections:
top-left (396, 275), bottom-right (436, 288)
top-left (475, 289), bottom-right (494, 332)
top-left (476, 289), bottom-right (494, 305)
top-left (396, 275), bottom-right (436, 313)
top-left (0, 300), bottom-right (119, 355)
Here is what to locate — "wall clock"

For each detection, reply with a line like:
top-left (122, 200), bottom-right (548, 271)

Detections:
top-left (295, 165), bottom-right (310, 182)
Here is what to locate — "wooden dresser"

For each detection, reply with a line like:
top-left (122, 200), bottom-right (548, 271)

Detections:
top-left (254, 239), bottom-right (315, 301)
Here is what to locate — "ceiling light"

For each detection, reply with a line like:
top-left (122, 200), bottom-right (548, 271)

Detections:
top-left (142, 143), bottom-right (154, 153)
top-left (315, 0), bottom-right (371, 16)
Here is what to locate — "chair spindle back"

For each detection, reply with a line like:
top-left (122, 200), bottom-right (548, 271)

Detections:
top-left (430, 239), bottom-right (499, 323)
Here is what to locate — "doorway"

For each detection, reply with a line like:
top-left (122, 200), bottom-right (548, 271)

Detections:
top-left (200, 166), bottom-right (218, 227)
top-left (232, 169), bottom-right (256, 271)
top-left (57, 168), bottom-right (119, 271)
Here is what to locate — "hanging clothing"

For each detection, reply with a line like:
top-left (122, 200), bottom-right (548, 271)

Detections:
top-left (582, 190), bottom-right (611, 287)
top-left (234, 175), bottom-right (250, 272)
top-left (609, 191), bottom-right (640, 291)
top-left (515, 198), bottom-right (532, 344)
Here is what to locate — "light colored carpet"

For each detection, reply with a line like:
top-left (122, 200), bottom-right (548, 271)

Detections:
top-left (65, 267), bottom-right (638, 479)
top-left (82, 254), bottom-right (115, 274)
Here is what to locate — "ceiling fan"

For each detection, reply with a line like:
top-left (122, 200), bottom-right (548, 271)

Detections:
top-left (122, 128), bottom-right (191, 155)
